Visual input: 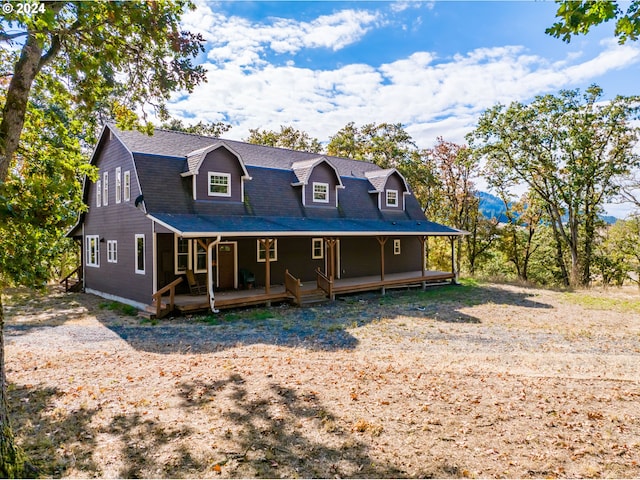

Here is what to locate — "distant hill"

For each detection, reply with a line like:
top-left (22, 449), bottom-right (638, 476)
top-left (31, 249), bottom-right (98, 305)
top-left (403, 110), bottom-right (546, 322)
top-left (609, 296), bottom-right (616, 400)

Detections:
top-left (476, 191), bottom-right (617, 225)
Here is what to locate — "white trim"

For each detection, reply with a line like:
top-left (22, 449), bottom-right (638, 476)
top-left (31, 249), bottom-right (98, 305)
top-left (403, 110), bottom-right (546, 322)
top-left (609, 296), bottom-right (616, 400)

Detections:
top-left (135, 234), bottom-right (145, 274)
top-left (152, 223), bottom-right (158, 294)
top-left (107, 240), bottom-right (118, 263)
top-left (257, 239), bottom-right (278, 262)
top-left (96, 179), bottom-right (102, 207)
top-left (86, 235), bottom-right (100, 267)
top-left (85, 288), bottom-right (147, 311)
top-left (393, 239), bottom-right (401, 255)
top-left (115, 167), bottom-right (122, 204)
top-left (312, 182), bottom-right (329, 203)
top-left (312, 238), bottom-right (324, 259)
top-left (194, 240), bottom-right (208, 274)
top-left (208, 172), bottom-right (232, 197)
top-left (192, 175), bottom-right (197, 201)
top-left (301, 184), bottom-right (306, 206)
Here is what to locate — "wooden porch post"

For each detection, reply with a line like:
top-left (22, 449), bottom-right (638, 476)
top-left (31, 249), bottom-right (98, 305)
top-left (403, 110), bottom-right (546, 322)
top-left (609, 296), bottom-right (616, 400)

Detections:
top-left (325, 238), bottom-right (337, 280)
top-left (418, 236), bottom-right (427, 290)
top-left (377, 236), bottom-right (388, 295)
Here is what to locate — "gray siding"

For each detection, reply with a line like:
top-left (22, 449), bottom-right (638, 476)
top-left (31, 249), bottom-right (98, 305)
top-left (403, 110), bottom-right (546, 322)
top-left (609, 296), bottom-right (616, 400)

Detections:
top-left (84, 135), bottom-right (154, 305)
top-left (381, 172), bottom-right (406, 212)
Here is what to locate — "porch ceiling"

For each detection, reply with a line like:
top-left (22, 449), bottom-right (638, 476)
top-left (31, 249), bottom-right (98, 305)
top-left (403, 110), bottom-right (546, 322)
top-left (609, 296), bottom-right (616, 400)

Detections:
top-left (149, 213), bottom-right (466, 238)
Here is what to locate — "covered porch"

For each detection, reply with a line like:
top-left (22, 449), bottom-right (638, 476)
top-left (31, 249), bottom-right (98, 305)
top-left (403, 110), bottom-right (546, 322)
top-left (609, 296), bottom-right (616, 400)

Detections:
top-left (151, 269), bottom-right (455, 316)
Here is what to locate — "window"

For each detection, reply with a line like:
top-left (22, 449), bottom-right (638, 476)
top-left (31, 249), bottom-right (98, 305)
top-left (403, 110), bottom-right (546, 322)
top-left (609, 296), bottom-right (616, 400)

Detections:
top-left (194, 241), bottom-right (207, 273)
top-left (208, 172), bottom-right (231, 197)
top-left (312, 238), bottom-right (324, 259)
top-left (103, 171), bottom-right (109, 206)
top-left (393, 239), bottom-right (401, 255)
top-left (107, 240), bottom-right (118, 263)
top-left (257, 239), bottom-right (277, 262)
top-left (313, 182), bottom-right (329, 203)
top-left (175, 236), bottom-right (191, 274)
top-left (135, 234), bottom-right (145, 274)
top-left (86, 235), bottom-right (100, 267)
top-left (96, 180), bottom-right (101, 207)
top-left (124, 170), bottom-right (131, 202)
top-left (386, 189), bottom-right (398, 207)
top-left (115, 167), bottom-right (122, 204)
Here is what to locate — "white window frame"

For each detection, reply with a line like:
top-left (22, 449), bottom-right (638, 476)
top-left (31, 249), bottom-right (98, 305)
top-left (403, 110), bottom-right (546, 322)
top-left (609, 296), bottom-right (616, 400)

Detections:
top-left (124, 170), bottom-right (131, 202)
top-left (312, 182), bottom-right (329, 203)
top-left (115, 167), bottom-right (122, 204)
top-left (312, 238), bottom-right (324, 259)
top-left (257, 239), bottom-right (278, 262)
top-left (386, 189), bottom-right (398, 207)
top-left (208, 172), bottom-right (231, 197)
top-left (86, 235), bottom-right (100, 267)
top-left (174, 236), bottom-right (192, 274)
top-left (135, 234), bottom-right (145, 274)
top-left (96, 180), bottom-right (101, 207)
top-left (393, 239), bottom-right (401, 255)
top-left (103, 171), bottom-right (109, 206)
top-left (107, 240), bottom-right (118, 263)
top-left (194, 241), bottom-right (207, 274)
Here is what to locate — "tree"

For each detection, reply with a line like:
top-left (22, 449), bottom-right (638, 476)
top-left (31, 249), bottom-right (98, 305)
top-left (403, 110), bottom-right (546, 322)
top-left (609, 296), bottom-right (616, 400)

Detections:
top-left (327, 122), bottom-right (416, 168)
top-left (0, 2), bottom-right (205, 475)
top-left (547, 0), bottom-right (640, 43)
top-left (470, 86), bottom-right (640, 287)
top-left (160, 119), bottom-right (232, 137)
top-left (245, 125), bottom-right (322, 153)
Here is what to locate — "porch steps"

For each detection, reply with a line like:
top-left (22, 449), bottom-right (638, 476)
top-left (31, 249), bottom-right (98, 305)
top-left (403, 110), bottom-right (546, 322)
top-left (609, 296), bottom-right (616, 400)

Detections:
top-left (138, 301), bottom-right (170, 320)
top-left (298, 288), bottom-right (329, 306)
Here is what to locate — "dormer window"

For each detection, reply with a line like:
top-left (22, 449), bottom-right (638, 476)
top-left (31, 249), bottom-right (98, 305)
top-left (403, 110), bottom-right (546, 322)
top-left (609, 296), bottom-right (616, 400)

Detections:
top-left (208, 172), bottom-right (231, 197)
top-left (313, 182), bottom-right (329, 203)
top-left (386, 189), bottom-right (398, 207)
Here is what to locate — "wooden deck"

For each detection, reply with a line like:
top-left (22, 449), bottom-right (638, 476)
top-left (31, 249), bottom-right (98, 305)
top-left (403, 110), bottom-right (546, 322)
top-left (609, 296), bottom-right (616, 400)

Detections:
top-left (165, 270), bottom-right (454, 314)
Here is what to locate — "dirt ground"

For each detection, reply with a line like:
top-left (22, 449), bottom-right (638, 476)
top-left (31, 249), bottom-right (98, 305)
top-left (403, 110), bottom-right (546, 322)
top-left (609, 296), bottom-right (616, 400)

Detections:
top-left (4, 281), bottom-right (640, 478)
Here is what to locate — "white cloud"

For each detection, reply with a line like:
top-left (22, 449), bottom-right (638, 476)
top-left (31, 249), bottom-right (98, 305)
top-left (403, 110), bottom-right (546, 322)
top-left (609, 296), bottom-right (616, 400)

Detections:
top-left (171, 3), bottom-right (640, 149)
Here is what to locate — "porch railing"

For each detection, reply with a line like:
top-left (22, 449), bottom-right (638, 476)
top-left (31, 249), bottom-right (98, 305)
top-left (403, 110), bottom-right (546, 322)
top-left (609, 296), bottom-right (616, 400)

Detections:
top-left (60, 265), bottom-right (83, 292)
top-left (152, 277), bottom-right (183, 318)
top-left (284, 269), bottom-right (302, 306)
top-left (316, 268), bottom-right (334, 301)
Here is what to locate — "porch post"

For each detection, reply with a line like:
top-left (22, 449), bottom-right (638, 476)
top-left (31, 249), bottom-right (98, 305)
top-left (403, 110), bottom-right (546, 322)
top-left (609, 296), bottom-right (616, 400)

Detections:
top-left (377, 236), bottom-right (388, 295)
top-left (418, 236), bottom-right (427, 290)
top-left (325, 238), bottom-right (337, 280)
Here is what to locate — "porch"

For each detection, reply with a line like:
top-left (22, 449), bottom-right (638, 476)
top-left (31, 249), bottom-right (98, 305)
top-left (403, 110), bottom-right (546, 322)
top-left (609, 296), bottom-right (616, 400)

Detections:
top-left (153, 269), bottom-right (455, 316)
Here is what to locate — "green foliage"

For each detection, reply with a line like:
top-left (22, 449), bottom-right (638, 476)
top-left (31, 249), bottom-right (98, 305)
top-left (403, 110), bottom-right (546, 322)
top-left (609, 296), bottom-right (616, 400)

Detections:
top-left (561, 292), bottom-right (640, 313)
top-left (245, 125), bottom-right (323, 153)
top-left (98, 301), bottom-right (139, 317)
top-left (469, 85), bottom-right (640, 287)
top-left (160, 119), bottom-right (232, 137)
top-left (547, 0), bottom-right (640, 43)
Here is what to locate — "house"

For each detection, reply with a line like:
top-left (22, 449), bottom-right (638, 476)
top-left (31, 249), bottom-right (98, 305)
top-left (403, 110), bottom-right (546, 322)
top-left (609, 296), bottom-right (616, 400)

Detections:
top-left (68, 124), bottom-right (465, 316)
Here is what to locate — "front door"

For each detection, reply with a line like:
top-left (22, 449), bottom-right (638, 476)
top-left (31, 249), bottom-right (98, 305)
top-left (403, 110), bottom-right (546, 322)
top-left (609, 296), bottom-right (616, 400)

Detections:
top-left (217, 243), bottom-right (236, 289)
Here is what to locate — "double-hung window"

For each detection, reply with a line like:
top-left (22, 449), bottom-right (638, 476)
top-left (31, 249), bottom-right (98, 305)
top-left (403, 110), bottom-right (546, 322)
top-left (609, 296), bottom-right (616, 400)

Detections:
top-left (107, 240), bottom-right (118, 263)
top-left (313, 182), bottom-right (329, 203)
top-left (96, 180), bottom-right (102, 207)
top-left (124, 170), bottom-right (131, 202)
top-left (386, 189), bottom-right (398, 207)
top-left (175, 237), bottom-right (191, 274)
top-left (393, 239), bottom-right (401, 255)
top-left (257, 239), bottom-right (277, 262)
top-left (208, 172), bottom-right (231, 197)
top-left (312, 238), bottom-right (324, 259)
top-left (86, 235), bottom-right (100, 267)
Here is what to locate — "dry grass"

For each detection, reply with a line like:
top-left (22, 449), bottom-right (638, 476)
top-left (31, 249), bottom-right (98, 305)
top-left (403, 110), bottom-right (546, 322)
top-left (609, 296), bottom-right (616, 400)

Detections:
top-left (4, 281), bottom-right (640, 478)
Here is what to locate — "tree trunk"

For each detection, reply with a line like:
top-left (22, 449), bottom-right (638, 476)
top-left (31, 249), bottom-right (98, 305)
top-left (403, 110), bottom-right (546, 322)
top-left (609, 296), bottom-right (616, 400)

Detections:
top-left (0, 291), bottom-right (26, 478)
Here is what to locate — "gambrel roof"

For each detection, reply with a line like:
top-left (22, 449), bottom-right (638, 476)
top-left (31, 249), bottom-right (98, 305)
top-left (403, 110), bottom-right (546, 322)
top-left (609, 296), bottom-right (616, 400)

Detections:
top-left (83, 124), bottom-right (465, 238)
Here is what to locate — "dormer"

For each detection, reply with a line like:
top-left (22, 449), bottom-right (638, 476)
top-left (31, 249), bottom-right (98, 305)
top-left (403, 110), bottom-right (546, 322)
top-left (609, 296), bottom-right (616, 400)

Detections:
top-left (291, 157), bottom-right (344, 207)
top-left (181, 142), bottom-right (251, 202)
top-left (365, 168), bottom-right (410, 211)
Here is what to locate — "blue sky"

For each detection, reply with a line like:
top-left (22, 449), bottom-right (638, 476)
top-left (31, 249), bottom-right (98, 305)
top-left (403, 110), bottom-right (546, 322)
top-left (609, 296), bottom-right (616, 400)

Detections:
top-left (171, 0), bottom-right (640, 151)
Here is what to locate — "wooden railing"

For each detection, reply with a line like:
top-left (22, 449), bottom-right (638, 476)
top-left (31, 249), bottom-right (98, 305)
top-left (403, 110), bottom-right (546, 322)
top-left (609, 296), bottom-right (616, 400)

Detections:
top-left (316, 268), bottom-right (334, 301)
top-left (152, 277), bottom-right (183, 318)
top-left (284, 269), bottom-right (302, 306)
top-left (60, 265), bottom-right (82, 292)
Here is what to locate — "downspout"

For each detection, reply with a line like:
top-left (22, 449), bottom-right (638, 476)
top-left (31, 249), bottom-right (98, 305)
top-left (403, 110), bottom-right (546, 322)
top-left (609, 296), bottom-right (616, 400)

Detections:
top-left (207, 236), bottom-right (222, 313)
